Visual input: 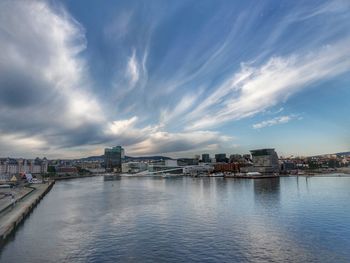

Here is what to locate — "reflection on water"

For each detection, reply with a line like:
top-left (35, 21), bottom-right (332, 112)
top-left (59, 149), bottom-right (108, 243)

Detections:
top-left (254, 177), bottom-right (280, 206)
top-left (254, 177), bottom-right (280, 195)
top-left (1, 176), bottom-right (350, 263)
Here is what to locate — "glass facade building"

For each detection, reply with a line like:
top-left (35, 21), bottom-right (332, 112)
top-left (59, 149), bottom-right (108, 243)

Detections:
top-left (104, 146), bottom-right (124, 172)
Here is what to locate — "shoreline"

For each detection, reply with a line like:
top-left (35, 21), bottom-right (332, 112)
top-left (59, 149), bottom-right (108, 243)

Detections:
top-left (46, 174), bottom-right (101, 181)
top-left (105, 172), bottom-right (350, 179)
top-left (0, 181), bottom-right (55, 246)
top-left (294, 173), bottom-right (350, 177)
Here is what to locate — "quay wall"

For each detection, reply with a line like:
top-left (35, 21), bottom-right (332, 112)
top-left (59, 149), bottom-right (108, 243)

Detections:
top-left (50, 174), bottom-right (100, 181)
top-left (0, 186), bottom-right (35, 216)
top-left (0, 181), bottom-right (55, 245)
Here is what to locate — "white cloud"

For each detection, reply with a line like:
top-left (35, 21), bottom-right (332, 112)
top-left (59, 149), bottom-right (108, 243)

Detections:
top-left (113, 46), bottom-right (149, 106)
top-left (0, 0), bottom-right (104, 153)
top-left (252, 115), bottom-right (300, 129)
top-left (186, 39), bottom-right (350, 130)
top-left (0, 0), bottom-right (234, 158)
top-left (105, 116), bottom-right (157, 146)
top-left (297, 0), bottom-right (350, 20)
top-left (126, 49), bottom-right (140, 87)
top-left (0, 0), bottom-right (102, 121)
top-left (274, 107), bottom-right (284, 114)
top-left (127, 130), bottom-right (232, 156)
top-left (104, 116), bottom-right (233, 155)
top-left (160, 94), bottom-right (197, 126)
top-left (107, 117), bottom-right (139, 135)
top-left (0, 133), bottom-right (47, 151)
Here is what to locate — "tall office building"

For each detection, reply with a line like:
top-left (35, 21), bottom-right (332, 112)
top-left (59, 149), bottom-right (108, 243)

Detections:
top-left (104, 146), bottom-right (125, 172)
top-left (215, 153), bottom-right (227, 163)
top-left (250, 148), bottom-right (279, 173)
top-left (202, 154), bottom-right (210, 163)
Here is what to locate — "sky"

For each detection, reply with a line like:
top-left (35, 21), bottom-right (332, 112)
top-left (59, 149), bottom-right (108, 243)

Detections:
top-left (0, 0), bottom-right (349, 159)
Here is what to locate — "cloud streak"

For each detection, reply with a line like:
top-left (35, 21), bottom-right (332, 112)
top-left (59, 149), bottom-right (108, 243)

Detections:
top-left (186, 39), bottom-right (350, 130)
top-left (126, 49), bottom-right (140, 88)
top-left (253, 115), bottom-right (300, 129)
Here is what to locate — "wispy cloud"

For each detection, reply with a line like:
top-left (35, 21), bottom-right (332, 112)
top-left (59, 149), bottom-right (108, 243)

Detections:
top-left (160, 94), bottom-right (198, 126)
top-left (296, 0), bottom-right (350, 20)
top-left (126, 49), bottom-right (140, 88)
top-left (103, 10), bottom-right (133, 41)
top-left (127, 130), bottom-right (232, 156)
top-left (186, 39), bottom-right (350, 130)
top-left (274, 107), bottom-right (284, 114)
top-left (105, 116), bottom-right (232, 156)
top-left (0, 0), bottom-right (104, 156)
top-left (253, 115), bottom-right (301, 129)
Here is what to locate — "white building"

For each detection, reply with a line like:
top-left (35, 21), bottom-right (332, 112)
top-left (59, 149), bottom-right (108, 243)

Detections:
top-left (0, 160), bottom-right (7, 175)
top-left (0, 158), bottom-right (48, 177)
top-left (122, 162), bottom-right (148, 173)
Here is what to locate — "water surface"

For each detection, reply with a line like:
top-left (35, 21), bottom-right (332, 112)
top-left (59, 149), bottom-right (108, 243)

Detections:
top-left (1, 176), bottom-right (350, 262)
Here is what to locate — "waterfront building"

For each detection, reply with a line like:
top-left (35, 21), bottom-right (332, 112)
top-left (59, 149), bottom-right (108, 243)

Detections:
top-left (76, 161), bottom-right (105, 173)
top-left (0, 159), bottom-right (7, 176)
top-left (34, 157), bottom-right (48, 174)
top-left (177, 158), bottom-right (199, 166)
top-left (0, 158), bottom-right (48, 179)
top-left (250, 148), bottom-right (280, 174)
top-left (7, 159), bottom-right (18, 175)
top-left (202, 154), bottom-right (210, 163)
top-left (243, 154), bottom-right (252, 162)
top-left (214, 163), bottom-right (240, 173)
top-left (229, 154), bottom-right (242, 163)
top-left (183, 164), bottom-right (213, 175)
top-left (215, 153), bottom-right (227, 163)
top-left (78, 161), bottom-right (102, 170)
top-left (122, 162), bottom-right (148, 173)
top-left (104, 146), bottom-right (125, 172)
top-left (165, 159), bottom-right (178, 166)
top-left (148, 160), bottom-right (182, 174)
top-left (281, 161), bottom-right (296, 171)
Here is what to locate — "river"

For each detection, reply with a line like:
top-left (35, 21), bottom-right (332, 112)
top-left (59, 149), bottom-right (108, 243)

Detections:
top-left (1, 176), bottom-right (350, 262)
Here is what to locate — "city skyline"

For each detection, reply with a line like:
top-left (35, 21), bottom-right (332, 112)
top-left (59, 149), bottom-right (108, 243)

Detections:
top-left (0, 0), bottom-right (349, 159)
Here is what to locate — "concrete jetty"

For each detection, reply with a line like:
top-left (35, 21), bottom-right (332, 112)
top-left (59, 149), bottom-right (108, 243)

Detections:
top-left (0, 181), bottom-right (55, 245)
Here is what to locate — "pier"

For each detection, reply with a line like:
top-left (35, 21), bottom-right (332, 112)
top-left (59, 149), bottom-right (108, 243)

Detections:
top-left (0, 181), bottom-right (55, 245)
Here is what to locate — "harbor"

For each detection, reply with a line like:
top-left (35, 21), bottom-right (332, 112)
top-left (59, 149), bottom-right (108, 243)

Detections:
top-left (2, 175), bottom-right (350, 262)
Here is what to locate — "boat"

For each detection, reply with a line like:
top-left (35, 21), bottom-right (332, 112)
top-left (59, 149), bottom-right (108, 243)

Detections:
top-left (247, 172), bottom-right (262, 176)
top-left (210, 172), bottom-right (224, 177)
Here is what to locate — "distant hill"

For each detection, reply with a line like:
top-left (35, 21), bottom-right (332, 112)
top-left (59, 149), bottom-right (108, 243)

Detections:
top-left (78, 155), bottom-right (104, 161)
top-left (336, 151), bottom-right (350, 156)
top-left (125, 155), bottom-right (172, 161)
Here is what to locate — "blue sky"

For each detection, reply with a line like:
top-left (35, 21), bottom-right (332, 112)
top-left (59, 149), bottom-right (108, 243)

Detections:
top-left (0, 0), bottom-right (349, 158)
